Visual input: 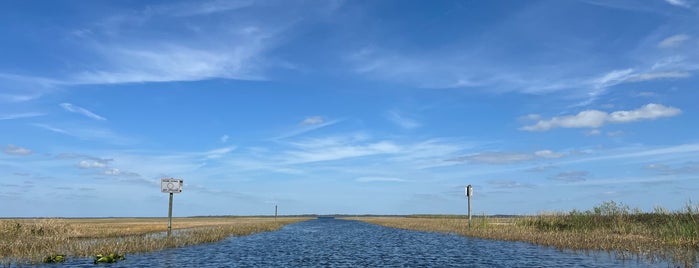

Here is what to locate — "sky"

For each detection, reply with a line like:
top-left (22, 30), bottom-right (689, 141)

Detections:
top-left (1, 0), bottom-right (698, 217)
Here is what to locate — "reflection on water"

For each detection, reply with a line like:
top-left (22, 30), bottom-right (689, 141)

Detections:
top-left (51, 218), bottom-right (678, 267)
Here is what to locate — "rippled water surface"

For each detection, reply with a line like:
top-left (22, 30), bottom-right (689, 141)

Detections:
top-left (53, 218), bottom-right (673, 267)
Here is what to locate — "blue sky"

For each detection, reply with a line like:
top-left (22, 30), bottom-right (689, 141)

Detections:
top-left (1, 0), bottom-right (698, 217)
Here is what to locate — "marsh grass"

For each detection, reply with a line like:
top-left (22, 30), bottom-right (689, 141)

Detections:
top-left (351, 201), bottom-right (699, 266)
top-left (0, 217), bottom-right (308, 264)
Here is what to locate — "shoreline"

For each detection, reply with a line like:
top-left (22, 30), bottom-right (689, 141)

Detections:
top-left (0, 217), bottom-right (310, 264)
top-left (349, 216), bottom-right (698, 266)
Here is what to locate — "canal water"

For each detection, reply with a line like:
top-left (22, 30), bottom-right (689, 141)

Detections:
top-left (55, 218), bottom-right (672, 267)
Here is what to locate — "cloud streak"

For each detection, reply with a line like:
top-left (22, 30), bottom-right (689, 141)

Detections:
top-left (658, 34), bottom-right (690, 48)
top-left (451, 150), bottom-right (566, 164)
top-left (3, 145), bottom-right (33, 156)
top-left (60, 103), bottom-right (106, 121)
top-left (0, 113), bottom-right (44, 120)
top-left (521, 103), bottom-right (681, 131)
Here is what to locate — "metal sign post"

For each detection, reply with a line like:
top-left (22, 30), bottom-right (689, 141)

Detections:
top-left (275, 205), bottom-right (278, 222)
top-left (465, 185), bottom-right (473, 228)
top-left (161, 178), bottom-right (183, 236)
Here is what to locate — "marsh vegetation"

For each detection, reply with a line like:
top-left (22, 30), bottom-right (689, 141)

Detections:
top-left (352, 201), bottom-right (699, 266)
top-left (0, 217), bottom-right (309, 264)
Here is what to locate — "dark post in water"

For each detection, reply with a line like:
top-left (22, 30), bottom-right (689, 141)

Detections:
top-left (466, 185), bottom-right (473, 228)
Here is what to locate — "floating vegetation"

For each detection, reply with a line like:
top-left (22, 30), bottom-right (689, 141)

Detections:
top-left (94, 253), bottom-right (125, 264)
top-left (42, 254), bottom-right (65, 263)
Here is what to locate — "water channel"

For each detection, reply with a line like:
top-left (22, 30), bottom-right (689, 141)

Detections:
top-left (53, 218), bottom-right (675, 267)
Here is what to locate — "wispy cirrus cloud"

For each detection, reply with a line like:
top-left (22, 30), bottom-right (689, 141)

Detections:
top-left (60, 103), bottom-right (106, 121)
top-left (488, 179), bottom-right (535, 189)
top-left (356, 176), bottom-right (405, 183)
top-left (386, 110), bottom-right (421, 129)
top-left (32, 123), bottom-right (135, 145)
top-left (451, 150), bottom-right (566, 164)
top-left (664, 0), bottom-right (691, 8)
top-left (3, 145), bottom-right (33, 156)
top-left (521, 103), bottom-right (681, 131)
top-left (645, 162), bottom-right (699, 175)
top-left (274, 118), bottom-right (343, 140)
top-left (549, 171), bottom-right (589, 182)
top-left (0, 113), bottom-right (44, 120)
top-left (64, 1), bottom-right (340, 85)
top-left (300, 116), bottom-right (325, 125)
top-left (659, 34), bottom-right (691, 48)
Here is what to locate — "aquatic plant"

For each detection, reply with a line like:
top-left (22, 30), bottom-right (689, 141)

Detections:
top-left (42, 254), bottom-right (65, 263)
top-left (94, 253), bottom-right (125, 264)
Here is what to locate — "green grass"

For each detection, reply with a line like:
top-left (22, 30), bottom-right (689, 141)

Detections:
top-left (519, 201), bottom-right (699, 247)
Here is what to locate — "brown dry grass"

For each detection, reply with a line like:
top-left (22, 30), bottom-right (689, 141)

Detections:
top-left (0, 217), bottom-right (309, 264)
top-left (350, 215), bottom-right (698, 267)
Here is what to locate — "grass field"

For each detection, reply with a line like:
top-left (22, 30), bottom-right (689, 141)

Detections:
top-left (351, 201), bottom-right (699, 266)
top-left (0, 216), bottom-right (309, 264)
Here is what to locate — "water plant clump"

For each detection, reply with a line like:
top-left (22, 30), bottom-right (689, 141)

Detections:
top-left (42, 254), bottom-right (65, 263)
top-left (94, 253), bottom-right (125, 264)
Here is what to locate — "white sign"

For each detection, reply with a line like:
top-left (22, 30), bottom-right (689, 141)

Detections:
top-left (161, 178), bottom-right (183, 193)
top-left (465, 185), bottom-right (473, 197)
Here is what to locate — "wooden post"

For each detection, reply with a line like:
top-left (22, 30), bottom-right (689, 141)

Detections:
top-left (167, 192), bottom-right (173, 236)
top-left (466, 185), bottom-right (472, 228)
top-left (275, 205), bottom-right (278, 222)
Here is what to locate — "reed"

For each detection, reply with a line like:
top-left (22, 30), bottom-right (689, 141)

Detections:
top-left (0, 217), bottom-right (309, 264)
top-left (351, 201), bottom-right (699, 266)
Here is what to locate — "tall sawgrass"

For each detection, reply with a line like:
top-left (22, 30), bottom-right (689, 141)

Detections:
top-left (519, 201), bottom-right (699, 247)
top-left (352, 201), bottom-right (699, 267)
top-left (0, 217), bottom-right (309, 264)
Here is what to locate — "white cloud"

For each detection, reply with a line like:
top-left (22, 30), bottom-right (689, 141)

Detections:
top-left (220, 135), bottom-right (230, 143)
top-left (645, 162), bottom-right (699, 175)
top-left (606, 131), bottom-right (624, 137)
top-left (300, 116), bottom-right (325, 125)
top-left (453, 149), bottom-right (566, 164)
top-left (205, 146), bottom-right (236, 159)
top-left (79, 160), bottom-right (108, 169)
top-left (521, 110), bottom-right (607, 131)
top-left (0, 113), bottom-right (44, 120)
top-left (586, 129), bottom-right (602, 136)
top-left (0, 73), bottom-right (61, 102)
top-left (521, 103), bottom-right (681, 131)
top-left (458, 152), bottom-right (535, 164)
top-left (274, 118), bottom-right (342, 140)
top-left (607, 103), bottom-right (681, 123)
top-left (355, 176), bottom-right (405, 183)
top-left (549, 171), bottom-right (588, 182)
top-left (488, 179), bottom-right (535, 189)
top-left (664, 0), bottom-right (691, 8)
top-left (103, 168), bottom-right (140, 177)
top-left (33, 123), bottom-right (70, 135)
top-left (386, 110), bottom-right (421, 129)
top-left (3, 145), bottom-right (32, 156)
top-left (32, 123), bottom-right (135, 145)
top-left (534, 150), bottom-right (565, 158)
top-left (284, 140), bottom-right (401, 164)
top-left (658, 34), bottom-right (691, 48)
top-left (60, 103), bottom-right (106, 121)
top-left (625, 72), bottom-right (690, 82)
